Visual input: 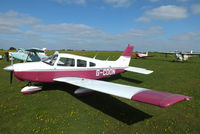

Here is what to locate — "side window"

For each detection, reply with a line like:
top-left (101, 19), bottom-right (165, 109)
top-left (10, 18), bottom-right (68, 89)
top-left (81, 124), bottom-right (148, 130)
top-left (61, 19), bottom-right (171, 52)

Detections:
top-left (42, 54), bottom-right (58, 66)
top-left (77, 59), bottom-right (87, 67)
top-left (89, 62), bottom-right (96, 67)
top-left (57, 57), bottom-right (75, 67)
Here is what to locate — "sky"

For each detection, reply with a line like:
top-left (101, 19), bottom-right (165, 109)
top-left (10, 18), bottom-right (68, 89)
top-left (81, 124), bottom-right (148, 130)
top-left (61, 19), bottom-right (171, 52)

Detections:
top-left (0, 0), bottom-right (200, 51)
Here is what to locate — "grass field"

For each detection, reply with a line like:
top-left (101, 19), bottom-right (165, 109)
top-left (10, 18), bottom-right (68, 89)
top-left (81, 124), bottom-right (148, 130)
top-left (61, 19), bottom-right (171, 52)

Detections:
top-left (0, 50), bottom-right (200, 134)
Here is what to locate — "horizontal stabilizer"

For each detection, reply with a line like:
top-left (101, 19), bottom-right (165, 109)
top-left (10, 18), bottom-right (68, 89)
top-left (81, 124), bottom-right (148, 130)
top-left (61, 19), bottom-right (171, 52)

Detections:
top-left (54, 77), bottom-right (192, 108)
top-left (125, 66), bottom-right (153, 74)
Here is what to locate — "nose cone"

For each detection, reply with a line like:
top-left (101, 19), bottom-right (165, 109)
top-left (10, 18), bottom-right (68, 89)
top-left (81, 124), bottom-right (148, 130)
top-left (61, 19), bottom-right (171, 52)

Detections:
top-left (4, 65), bottom-right (14, 71)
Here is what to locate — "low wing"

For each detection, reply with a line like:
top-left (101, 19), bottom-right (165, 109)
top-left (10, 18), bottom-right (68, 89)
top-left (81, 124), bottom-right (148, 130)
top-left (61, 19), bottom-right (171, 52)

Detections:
top-left (125, 66), bottom-right (153, 74)
top-left (25, 48), bottom-right (44, 53)
top-left (160, 52), bottom-right (200, 56)
top-left (54, 77), bottom-right (191, 108)
top-left (183, 53), bottom-right (200, 55)
top-left (159, 52), bottom-right (173, 54)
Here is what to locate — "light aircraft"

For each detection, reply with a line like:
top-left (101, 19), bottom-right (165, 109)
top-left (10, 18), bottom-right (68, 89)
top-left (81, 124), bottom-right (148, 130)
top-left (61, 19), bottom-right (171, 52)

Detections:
top-left (4, 45), bottom-right (192, 108)
top-left (9, 48), bottom-right (48, 62)
top-left (161, 51), bottom-right (200, 62)
top-left (135, 52), bottom-right (153, 58)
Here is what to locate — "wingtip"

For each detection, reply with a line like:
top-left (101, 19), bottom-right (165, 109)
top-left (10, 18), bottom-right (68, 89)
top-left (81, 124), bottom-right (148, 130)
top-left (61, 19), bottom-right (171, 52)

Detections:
top-left (131, 90), bottom-right (192, 108)
top-left (159, 96), bottom-right (192, 108)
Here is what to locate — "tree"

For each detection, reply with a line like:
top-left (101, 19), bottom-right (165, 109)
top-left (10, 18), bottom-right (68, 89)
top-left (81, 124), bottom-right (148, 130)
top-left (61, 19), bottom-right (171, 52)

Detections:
top-left (9, 47), bottom-right (16, 50)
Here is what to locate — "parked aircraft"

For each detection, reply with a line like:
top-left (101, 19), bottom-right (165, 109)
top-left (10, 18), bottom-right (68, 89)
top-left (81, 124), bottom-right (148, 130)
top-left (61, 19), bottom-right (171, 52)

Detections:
top-left (4, 45), bottom-right (191, 108)
top-left (135, 52), bottom-right (153, 58)
top-left (161, 51), bottom-right (200, 62)
top-left (9, 48), bottom-right (48, 62)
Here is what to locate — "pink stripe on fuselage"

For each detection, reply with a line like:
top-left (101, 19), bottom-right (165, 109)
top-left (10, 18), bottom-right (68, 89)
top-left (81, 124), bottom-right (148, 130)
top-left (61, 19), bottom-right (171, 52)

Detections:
top-left (14, 68), bottom-right (125, 82)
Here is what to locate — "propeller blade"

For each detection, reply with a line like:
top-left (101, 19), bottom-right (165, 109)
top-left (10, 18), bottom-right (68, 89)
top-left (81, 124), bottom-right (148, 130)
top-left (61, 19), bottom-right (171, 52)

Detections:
top-left (10, 71), bottom-right (13, 85)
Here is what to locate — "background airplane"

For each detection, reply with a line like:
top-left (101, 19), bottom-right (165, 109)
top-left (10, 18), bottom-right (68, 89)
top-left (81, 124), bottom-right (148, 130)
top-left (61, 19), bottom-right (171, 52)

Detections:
top-left (9, 48), bottom-right (48, 62)
top-left (135, 52), bottom-right (153, 58)
top-left (4, 45), bottom-right (191, 108)
top-left (161, 51), bottom-right (200, 62)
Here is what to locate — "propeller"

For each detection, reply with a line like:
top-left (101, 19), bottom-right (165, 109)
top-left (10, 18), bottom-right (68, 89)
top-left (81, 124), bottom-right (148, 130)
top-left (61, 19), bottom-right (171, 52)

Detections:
top-left (10, 55), bottom-right (14, 85)
top-left (3, 54), bottom-right (15, 85)
top-left (4, 64), bottom-right (14, 85)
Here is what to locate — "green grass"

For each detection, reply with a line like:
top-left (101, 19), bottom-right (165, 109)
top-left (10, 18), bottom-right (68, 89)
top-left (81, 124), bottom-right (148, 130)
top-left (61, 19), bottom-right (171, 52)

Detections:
top-left (0, 51), bottom-right (200, 134)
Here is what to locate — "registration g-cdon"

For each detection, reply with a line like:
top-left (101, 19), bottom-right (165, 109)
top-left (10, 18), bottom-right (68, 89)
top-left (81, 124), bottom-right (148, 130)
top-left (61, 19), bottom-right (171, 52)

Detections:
top-left (4, 45), bottom-right (192, 108)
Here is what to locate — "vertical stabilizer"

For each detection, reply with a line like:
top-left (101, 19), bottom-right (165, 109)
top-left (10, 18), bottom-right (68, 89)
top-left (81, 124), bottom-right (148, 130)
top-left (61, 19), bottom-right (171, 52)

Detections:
top-left (121, 45), bottom-right (134, 57)
top-left (116, 45), bottom-right (134, 67)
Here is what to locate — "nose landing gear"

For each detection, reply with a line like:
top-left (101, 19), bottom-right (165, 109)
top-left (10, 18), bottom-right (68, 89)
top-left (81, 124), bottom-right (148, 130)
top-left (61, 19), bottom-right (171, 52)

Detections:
top-left (21, 82), bottom-right (42, 94)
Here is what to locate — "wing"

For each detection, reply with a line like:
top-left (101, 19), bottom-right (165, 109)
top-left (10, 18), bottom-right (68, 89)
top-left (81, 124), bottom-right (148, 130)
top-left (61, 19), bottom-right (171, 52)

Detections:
top-left (54, 77), bottom-right (191, 108)
top-left (25, 48), bottom-right (44, 53)
top-left (159, 52), bottom-right (176, 54)
top-left (183, 53), bottom-right (200, 55)
top-left (125, 66), bottom-right (153, 74)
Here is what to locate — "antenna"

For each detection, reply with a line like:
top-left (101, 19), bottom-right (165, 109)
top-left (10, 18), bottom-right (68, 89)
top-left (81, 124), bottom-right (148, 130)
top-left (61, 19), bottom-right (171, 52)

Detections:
top-left (93, 54), bottom-right (98, 59)
top-left (106, 56), bottom-right (110, 61)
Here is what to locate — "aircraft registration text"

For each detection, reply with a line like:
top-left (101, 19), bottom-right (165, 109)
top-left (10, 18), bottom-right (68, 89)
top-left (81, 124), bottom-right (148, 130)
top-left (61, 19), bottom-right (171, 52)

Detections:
top-left (96, 69), bottom-right (115, 76)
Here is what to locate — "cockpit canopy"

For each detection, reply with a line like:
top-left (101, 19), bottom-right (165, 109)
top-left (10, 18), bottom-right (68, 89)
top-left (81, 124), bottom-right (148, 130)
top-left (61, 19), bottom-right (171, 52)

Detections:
top-left (42, 54), bottom-right (96, 67)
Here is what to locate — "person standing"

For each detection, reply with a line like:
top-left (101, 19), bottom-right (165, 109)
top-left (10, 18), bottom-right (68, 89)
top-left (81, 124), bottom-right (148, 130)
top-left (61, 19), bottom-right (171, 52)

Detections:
top-left (5, 51), bottom-right (9, 62)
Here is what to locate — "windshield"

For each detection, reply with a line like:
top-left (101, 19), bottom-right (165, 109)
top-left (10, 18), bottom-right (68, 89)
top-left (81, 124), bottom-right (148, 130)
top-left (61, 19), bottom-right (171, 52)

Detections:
top-left (42, 54), bottom-right (58, 66)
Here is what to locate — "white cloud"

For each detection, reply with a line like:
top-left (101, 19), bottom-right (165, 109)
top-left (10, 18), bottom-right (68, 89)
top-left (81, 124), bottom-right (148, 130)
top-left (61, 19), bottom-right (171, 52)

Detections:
top-left (51, 0), bottom-right (132, 8)
top-left (135, 16), bottom-right (151, 23)
top-left (169, 31), bottom-right (200, 41)
top-left (0, 10), bottom-right (40, 27)
top-left (135, 5), bottom-right (188, 22)
top-left (177, 0), bottom-right (189, 2)
top-left (33, 23), bottom-right (97, 37)
top-left (0, 11), bottom-right (40, 35)
top-left (24, 23), bottom-right (166, 50)
top-left (104, 0), bottom-right (131, 8)
top-left (0, 10), bottom-right (199, 51)
top-left (165, 31), bottom-right (200, 51)
top-left (191, 4), bottom-right (200, 14)
top-left (149, 0), bottom-right (159, 2)
top-left (0, 25), bottom-right (22, 34)
top-left (121, 26), bottom-right (163, 37)
top-left (52, 0), bottom-right (86, 5)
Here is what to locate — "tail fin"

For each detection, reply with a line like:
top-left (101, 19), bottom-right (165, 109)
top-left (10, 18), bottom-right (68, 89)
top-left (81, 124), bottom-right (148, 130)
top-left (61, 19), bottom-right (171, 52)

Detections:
top-left (121, 45), bottom-right (134, 57)
top-left (116, 45), bottom-right (134, 67)
top-left (42, 48), bottom-right (47, 53)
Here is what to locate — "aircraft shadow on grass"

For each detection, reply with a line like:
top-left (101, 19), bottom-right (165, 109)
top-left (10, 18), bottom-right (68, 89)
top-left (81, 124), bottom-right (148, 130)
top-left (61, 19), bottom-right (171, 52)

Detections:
top-left (39, 76), bottom-right (152, 125)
